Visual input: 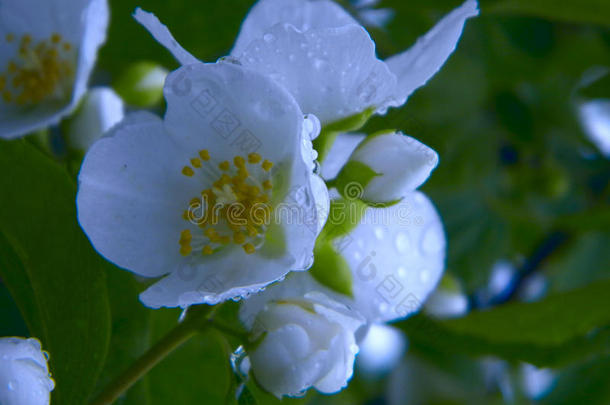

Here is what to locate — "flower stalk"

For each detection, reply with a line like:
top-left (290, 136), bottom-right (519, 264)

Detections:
top-left (90, 304), bottom-right (215, 405)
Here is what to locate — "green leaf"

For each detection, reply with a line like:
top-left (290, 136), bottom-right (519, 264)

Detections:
top-left (0, 139), bottom-right (111, 405)
top-left (484, 0), bottom-right (610, 26)
top-left (399, 280), bottom-right (610, 367)
top-left (542, 355), bottom-right (610, 405)
top-left (309, 242), bottom-right (353, 297)
top-left (92, 266), bottom-right (152, 404)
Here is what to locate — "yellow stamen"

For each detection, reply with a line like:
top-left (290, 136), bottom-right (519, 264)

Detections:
top-left (199, 149), bottom-right (210, 161)
top-left (51, 33), bottom-right (61, 44)
top-left (202, 245), bottom-right (214, 255)
top-left (219, 161), bottom-right (230, 171)
top-left (5, 34), bottom-right (14, 43)
top-left (261, 160), bottom-right (273, 171)
top-left (182, 166), bottom-right (195, 177)
top-left (243, 243), bottom-right (256, 254)
top-left (234, 156), bottom-right (245, 168)
top-left (190, 158), bottom-right (202, 168)
top-left (262, 180), bottom-right (273, 190)
top-left (248, 153), bottom-right (261, 164)
top-left (180, 244), bottom-right (192, 256)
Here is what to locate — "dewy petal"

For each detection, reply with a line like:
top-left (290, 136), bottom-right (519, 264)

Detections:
top-left (133, 8), bottom-right (198, 66)
top-left (238, 23), bottom-right (396, 124)
top-left (231, 0), bottom-right (357, 56)
top-left (384, 0), bottom-right (478, 109)
top-left (77, 112), bottom-right (198, 278)
top-left (0, 0), bottom-right (108, 139)
top-left (340, 192), bottom-right (446, 323)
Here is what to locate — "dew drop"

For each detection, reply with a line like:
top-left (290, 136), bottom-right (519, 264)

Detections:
top-left (374, 227), bottom-right (385, 240)
top-left (421, 225), bottom-right (443, 256)
top-left (394, 232), bottom-right (410, 254)
top-left (397, 266), bottom-right (407, 278)
top-left (7, 381), bottom-right (15, 391)
top-left (379, 302), bottom-right (389, 313)
top-left (263, 33), bottom-right (275, 42)
top-left (419, 269), bottom-right (430, 283)
top-left (288, 53), bottom-right (296, 62)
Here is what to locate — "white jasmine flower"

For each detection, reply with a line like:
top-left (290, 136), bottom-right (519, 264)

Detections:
top-left (335, 130), bottom-right (438, 204)
top-left (77, 62), bottom-right (328, 308)
top-left (240, 275), bottom-right (364, 397)
top-left (0, 337), bottom-right (54, 405)
top-left (66, 87), bottom-right (125, 151)
top-left (231, 0), bottom-right (479, 124)
top-left (0, 0), bottom-right (109, 139)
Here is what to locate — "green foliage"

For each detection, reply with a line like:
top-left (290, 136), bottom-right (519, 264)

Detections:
top-left (0, 140), bottom-right (111, 405)
top-left (400, 280), bottom-right (610, 367)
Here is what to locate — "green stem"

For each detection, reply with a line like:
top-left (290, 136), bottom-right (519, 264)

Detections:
top-left (90, 305), bottom-right (216, 405)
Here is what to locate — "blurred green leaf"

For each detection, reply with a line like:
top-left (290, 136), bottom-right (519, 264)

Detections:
top-left (0, 139), bottom-right (111, 405)
top-left (400, 280), bottom-right (610, 367)
top-left (93, 267), bottom-right (152, 405)
top-left (542, 355), bottom-right (610, 405)
top-left (484, 0), bottom-right (610, 26)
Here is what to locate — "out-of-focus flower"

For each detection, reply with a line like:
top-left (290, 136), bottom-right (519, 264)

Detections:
top-left (114, 61), bottom-right (169, 107)
top-left (66, 87), bottom-right (125, 151)
top-left (357, 323), bottom-right (406, 377)
top-left (77, 62), bottom-right (328, 308)
top-left (0, 337), bottom-right (54, 405)
top-left (424, 273), bottom-right (468, 318)
top-left (241, 274), bottom-right (364, 397)
top-left (334, 130), bottom-right (438, 205)
top-left (350, 0), bottom-right (395, 29)
top-left (0, 0), bottom-right (109, 139)
top-left (520, 363), bottom-right (555, 400)
top-left (231, 0), bottom-right (479, 125)
top-left (578, 99), bottom-right (610, 157)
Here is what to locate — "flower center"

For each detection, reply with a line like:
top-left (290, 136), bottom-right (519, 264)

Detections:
top-left (0, 33), bottom-right (75, 105)
top-left (179, 150), bottom-right (275, 256)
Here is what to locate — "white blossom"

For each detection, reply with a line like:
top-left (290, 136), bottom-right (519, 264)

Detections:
top-left (0, 0), bottom-right (109, 139)
top-left (77, 62), bottom-right (328, 308)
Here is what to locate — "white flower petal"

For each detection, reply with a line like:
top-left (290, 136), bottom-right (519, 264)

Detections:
top-left (0, 0), bottom-right (108, 139)
top-left (77, 112), bottom-right (197, 278)
top-left (340, 192), bottom-right (446, 322)
top-left (578, 99), bottom-right (610, 157)
top-left (384, 0), bottom-right (478, 108)
top-left (231, 0), bottom-right (357, 56)
top-left (133, 8), bottom-right (198, 66)
top-left (67, 87), bottom-right (125, 151)
top-left (139, 252), bottom-right (302, 308)
top-left (0, 337), bottom-right (54, 405)
top-left (240, 275), bottom-right (364, 397)
top-left (350, 132), bottom-right (439, 202)
top-left (238, 23), bottom-right (396, 124)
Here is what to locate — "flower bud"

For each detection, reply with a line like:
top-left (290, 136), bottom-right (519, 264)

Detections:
top-left (0, 337), bottom-right (54, 405)
top-left (66, 87), bottom-right (125, 151)
top-left (113, 61), bottom-right (168, 107)
top-left (336, 131), bottom-right (438, 205)
top-left (241, 276), bottom-right (364, 397)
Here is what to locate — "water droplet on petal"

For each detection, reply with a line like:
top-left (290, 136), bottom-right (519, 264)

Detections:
top-left (395, 232), bottom-right (411, 254)
top-left (7, 381), bottom-right (15, 391)
top-left (419, 269), bottom-right (430, 283)
top-left (263, 33), bottom-right (275, 42)
top-left (374, 227), bottom-right (385, 240)
top-left (421, 225), bottom-right (443, 256)
top-left (397, 266), bottom-right (407, 278)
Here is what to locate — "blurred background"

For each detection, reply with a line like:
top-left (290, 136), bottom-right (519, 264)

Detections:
top-left (1, 0), bottom-right (609, 404)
